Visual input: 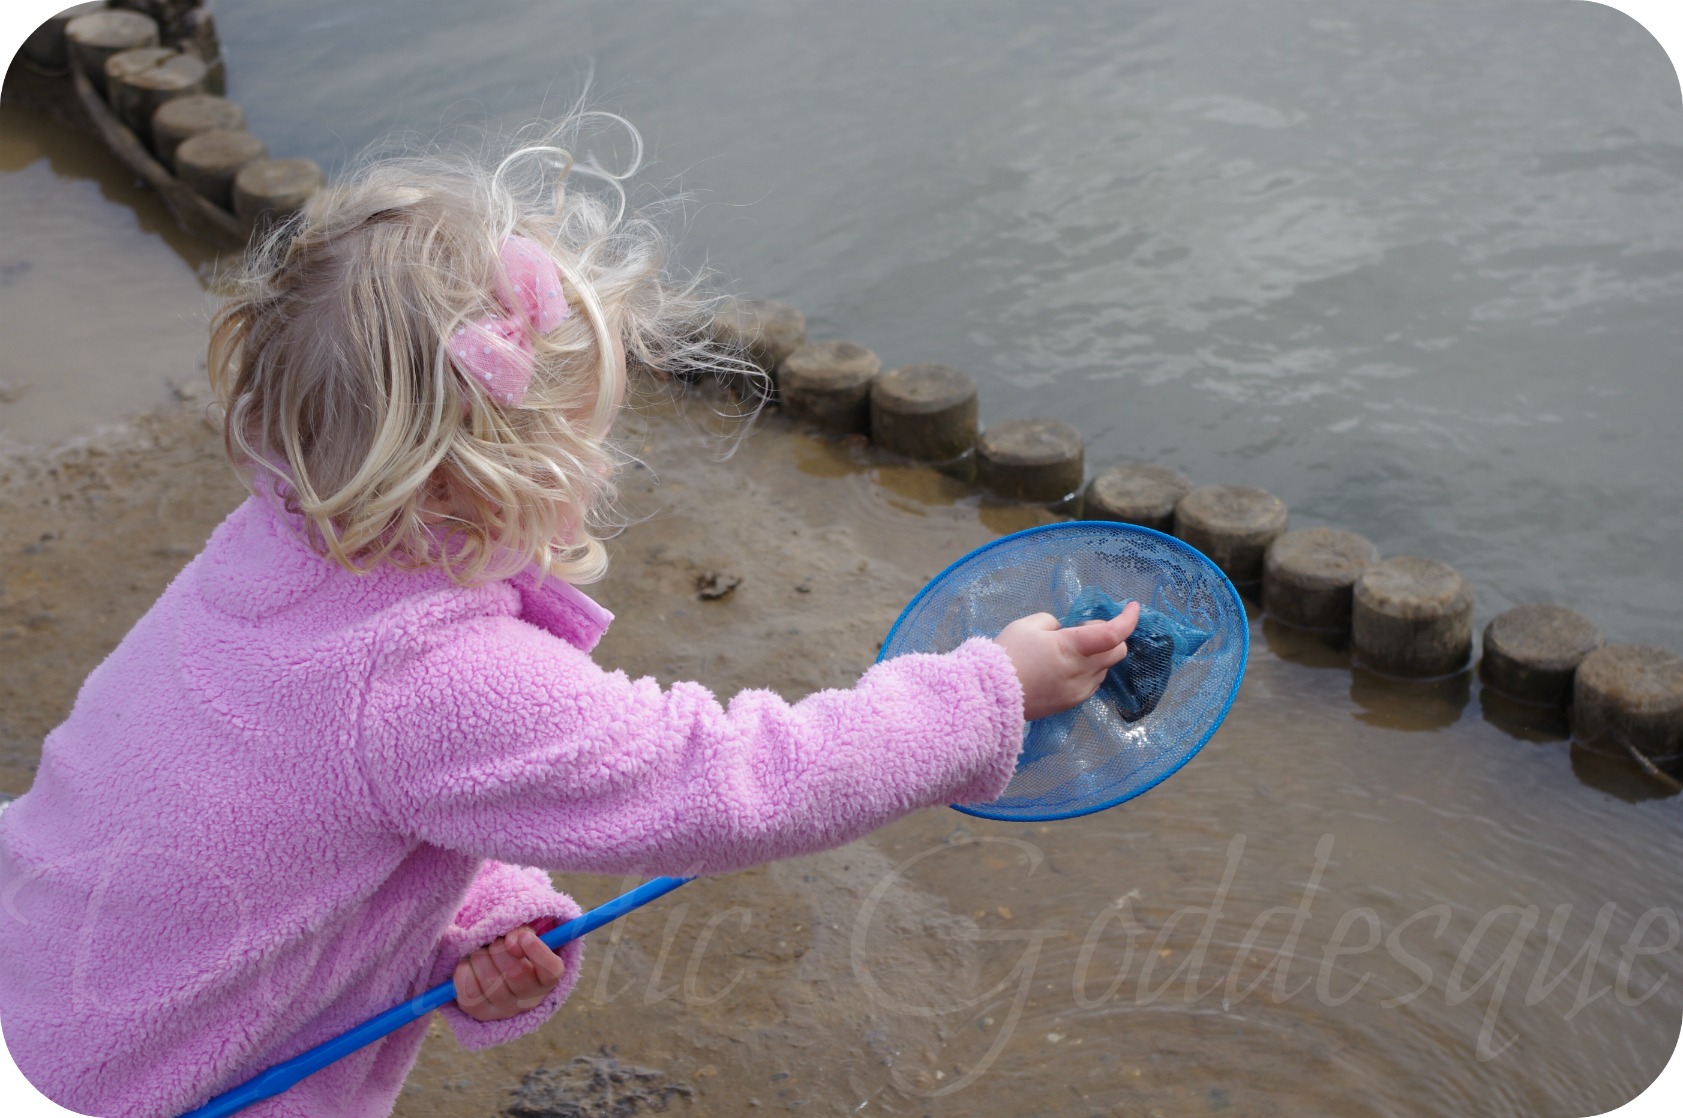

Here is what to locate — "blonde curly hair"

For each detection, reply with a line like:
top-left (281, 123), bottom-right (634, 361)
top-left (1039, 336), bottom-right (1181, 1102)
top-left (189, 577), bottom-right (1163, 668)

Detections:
top-left (208, 116), bottom-right (747, 586)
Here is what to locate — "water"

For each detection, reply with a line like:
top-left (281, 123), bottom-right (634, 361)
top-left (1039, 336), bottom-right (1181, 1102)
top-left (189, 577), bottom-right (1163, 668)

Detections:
top-left (1, 2), bottom-right (1680, 1114)
top-left (197, 0), bottom-right (1683, 649)
top-left (0, 103), bottom-right (221, 442)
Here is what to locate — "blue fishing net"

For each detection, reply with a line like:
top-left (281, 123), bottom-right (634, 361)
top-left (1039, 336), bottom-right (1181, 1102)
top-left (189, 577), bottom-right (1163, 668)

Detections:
top-left (879, 521), bottom-right (1248, 821)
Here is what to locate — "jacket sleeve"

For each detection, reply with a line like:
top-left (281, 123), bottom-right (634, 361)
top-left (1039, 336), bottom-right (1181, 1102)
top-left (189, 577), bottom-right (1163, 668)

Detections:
top-left (428, 860), bottom-right (585, 1051)
top-left (357, 614), bottom-right (1023, 876)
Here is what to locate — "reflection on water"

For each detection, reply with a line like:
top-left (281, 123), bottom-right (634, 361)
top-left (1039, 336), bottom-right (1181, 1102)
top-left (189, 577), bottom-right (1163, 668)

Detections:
top-left (1349, 666), bottom-right (1471, 734)
top-left (1478, 684), bottom-right (1573, 745)
top-left (1570, 738), bottom-right (1683, 806)
top-left (1260, 616), bottom-right (1352, 671)
top-left (792, 430), bottom-right (1058, 546)
top-left (0, 102), bottom-right (224, 447)
top-left (790, 429), bottom-right (868, 481)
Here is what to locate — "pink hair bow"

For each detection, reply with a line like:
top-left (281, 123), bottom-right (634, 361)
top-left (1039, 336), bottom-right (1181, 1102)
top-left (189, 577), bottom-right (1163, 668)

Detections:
top-left (447, 235), bottom-right (569, 407)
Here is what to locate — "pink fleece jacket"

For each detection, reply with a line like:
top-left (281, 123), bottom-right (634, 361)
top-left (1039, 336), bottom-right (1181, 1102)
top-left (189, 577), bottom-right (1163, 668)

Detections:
top-left (0, 494), bottom-right (1024, 1118)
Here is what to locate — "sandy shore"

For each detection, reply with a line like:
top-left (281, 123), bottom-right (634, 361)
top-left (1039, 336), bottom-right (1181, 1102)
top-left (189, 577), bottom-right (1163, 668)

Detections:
top-left (1, 384), bottom-right (1062, 1117)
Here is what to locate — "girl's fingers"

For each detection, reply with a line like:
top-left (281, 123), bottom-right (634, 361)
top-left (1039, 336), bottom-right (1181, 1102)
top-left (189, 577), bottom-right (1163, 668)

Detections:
top-left (1060, 622), bottom-right (1112, 657)
top-left (1109, 601), bottom-right (1141, 643)
top-left (458, 930), bottom-right (568, 1018)
top-left (1063, 604), bottom-right (1140, 659)
top-left (1095, 634), bottom-right (1131, 669)
top-left (468, 947), bottom-right (507, 1009)
top-left (502, 963), bottom-right (544, 1006)
top-left (501, 927), bottom-right (530, 961)
top-left (489, 936), bottom-right (541, 1002)
top-left (520, 929), bottom-right (566, 985)
top-left (454, 956), bottom-right (485, 1009)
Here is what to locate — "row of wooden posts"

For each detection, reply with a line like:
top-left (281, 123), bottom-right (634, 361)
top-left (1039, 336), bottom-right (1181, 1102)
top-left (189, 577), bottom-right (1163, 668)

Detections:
top-left (26, 2), bottom-right (323, 246)
top-left (713, 298), bottom-right (1683, 771)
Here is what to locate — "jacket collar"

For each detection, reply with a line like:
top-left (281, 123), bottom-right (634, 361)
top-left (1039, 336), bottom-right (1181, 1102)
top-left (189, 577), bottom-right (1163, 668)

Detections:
top-left (219, 492), bottom-right (614, 649)
top-left (510, 566), bottom-right (614, 652)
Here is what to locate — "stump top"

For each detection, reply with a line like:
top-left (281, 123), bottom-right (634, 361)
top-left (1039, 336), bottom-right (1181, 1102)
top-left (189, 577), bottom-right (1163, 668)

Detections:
top-left (1484, 604), bottom-right (1603, 672)
top-left (235, 157), bottom-right (326, 201)
top-left (176, 129), bottom-right (268, 170)
top-left (779, 341), bottom-right (881, 387)
top-left (1265, 527), bottom-right (1379, 588)
top-left (1177, 484), bottom-right (1288, 535)
top-left (110, 49), bottom-right (206, 92)
top-left (713, 298), bottom-right (806, 350)
top-left (105, 46), bottom-right (175, 81)
top-left (1354, 556), bottom-right (1472, 620)
top-left (978, 417), bottom-right (1083, 466)
top-left (1087, 463), bottom-right (1192, 510)
top-left (154, 94), bottom-right (245, 133)
top-left (1575, 644), bottom-right (1683, 716)
top-left (872, 363), bottom-right (976, 414)
top-left (67, 9), bottom-right (159, 49)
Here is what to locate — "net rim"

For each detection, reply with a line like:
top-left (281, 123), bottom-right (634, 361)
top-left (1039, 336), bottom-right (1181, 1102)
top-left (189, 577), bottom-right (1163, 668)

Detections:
top-left (878, 520), bottom-right (1250, 822)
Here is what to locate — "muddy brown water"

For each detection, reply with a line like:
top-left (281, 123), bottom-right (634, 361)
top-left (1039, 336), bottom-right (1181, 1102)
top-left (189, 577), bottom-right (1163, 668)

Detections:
top-left (3, 28), bottom-right (1682, 1118)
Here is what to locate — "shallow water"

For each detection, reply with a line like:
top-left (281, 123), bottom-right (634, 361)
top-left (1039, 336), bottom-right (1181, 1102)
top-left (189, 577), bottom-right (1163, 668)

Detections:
top-left (0, 103), bottom-right (222, 444)
top-left (1, 2), bottom-right (1680, 1115)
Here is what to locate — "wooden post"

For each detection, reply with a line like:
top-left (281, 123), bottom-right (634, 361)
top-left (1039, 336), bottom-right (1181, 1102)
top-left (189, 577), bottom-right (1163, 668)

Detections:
top-left (19, 2), bottom-right (108, 75)
top-left (1174, 485), bottom-right (1289, 585)
top-left (777, 341), bottom-right (881, 433)
top-left (108, 47), bottom-right (208, 147)
top-left (234, 157), bottom-right (326, 230)
top-left (977, 418), bottom-right (1085, 506)
top-left (1084, 464), bottom-right (1192, 534)
top-left (1352, 557), bottom-right (1474, 677)
top-left (1263, 527), bottom-right (1380, 633)
top-left (711, 298), bottom-right (807, 374)
top-left (151, 93), bottom-right (245, 168)
top-left (869, 364), bottom-right (978, 463)
top-left (175, 128), bottom-right (269, 211)
top-left (66, 9), bottom-right (160, 97)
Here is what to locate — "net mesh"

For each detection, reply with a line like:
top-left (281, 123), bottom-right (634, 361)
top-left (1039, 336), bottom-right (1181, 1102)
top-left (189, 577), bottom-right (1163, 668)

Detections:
top-left (879, 521), bottom-right (1249, 821)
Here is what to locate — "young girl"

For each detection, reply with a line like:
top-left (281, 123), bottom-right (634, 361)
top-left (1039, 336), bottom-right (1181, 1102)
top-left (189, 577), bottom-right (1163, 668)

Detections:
top-left (0, 123), bottom-right (1137, 1118)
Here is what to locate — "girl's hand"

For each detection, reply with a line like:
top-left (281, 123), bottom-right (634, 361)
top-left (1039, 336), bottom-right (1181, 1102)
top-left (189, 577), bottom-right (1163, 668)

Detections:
top-left (993, 602), bottom-right (1141, 721)
top-left (452, 924), bottom-right (566, 1022)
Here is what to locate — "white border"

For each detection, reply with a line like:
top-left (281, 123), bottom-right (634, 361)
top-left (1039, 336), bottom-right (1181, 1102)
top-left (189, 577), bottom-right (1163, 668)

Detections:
top-left (0, 1), bottom-right (1678, 1115)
